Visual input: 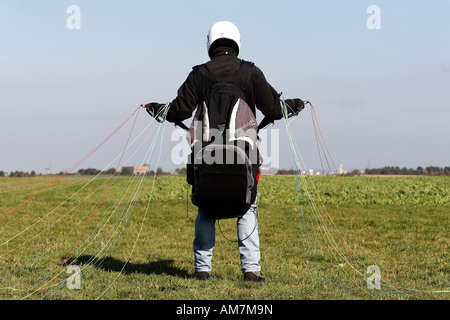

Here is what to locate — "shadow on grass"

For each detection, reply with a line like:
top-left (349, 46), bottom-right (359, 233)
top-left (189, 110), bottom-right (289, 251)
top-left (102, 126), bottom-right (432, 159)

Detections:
top-left (65, 255), bottom-right (191, 278)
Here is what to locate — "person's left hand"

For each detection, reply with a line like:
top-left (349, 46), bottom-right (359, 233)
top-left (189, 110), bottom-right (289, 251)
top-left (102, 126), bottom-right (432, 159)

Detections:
top-left (285, 98), bottom-right (305, 117)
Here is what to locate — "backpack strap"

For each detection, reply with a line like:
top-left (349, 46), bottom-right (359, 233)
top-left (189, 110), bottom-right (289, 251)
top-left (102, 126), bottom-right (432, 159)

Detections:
top-left (195, 60), bottom-right (254, 102)
top-left (194, 60), bottom-right (275, 132)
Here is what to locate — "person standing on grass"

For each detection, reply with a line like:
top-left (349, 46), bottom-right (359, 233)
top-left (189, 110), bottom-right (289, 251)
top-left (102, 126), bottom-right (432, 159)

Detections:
top-left (144, 21), bottom-right (305, 282)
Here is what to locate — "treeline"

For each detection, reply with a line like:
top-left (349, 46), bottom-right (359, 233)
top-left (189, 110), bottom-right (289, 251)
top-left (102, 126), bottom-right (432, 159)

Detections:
top-left (76, 168), bottom-right (116, 175)
top-left (0, 168), bottom-right (116, 177)
top-left (79, 167), bottom-right (175, 176)
top-left (364, 166), bottom-right (450, 176)
top-left (2, 166), bottom-right (449, 177)
top-left (0, 167), bottom-right (176, 177)
top-left (277, 169), bottom-right (297, 175)
top-left (1, 170), bottom-right (38, 177)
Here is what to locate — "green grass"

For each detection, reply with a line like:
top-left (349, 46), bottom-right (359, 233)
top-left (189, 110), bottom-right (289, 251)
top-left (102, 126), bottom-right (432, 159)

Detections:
top-left (0, 175), bottom-right (448, 300)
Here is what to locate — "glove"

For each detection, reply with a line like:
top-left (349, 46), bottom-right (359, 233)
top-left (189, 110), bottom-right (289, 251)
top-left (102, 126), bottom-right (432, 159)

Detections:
top-left (284, 98), bottom-right (305, 118)
top-left (144, 102), bottom-right (166, 122)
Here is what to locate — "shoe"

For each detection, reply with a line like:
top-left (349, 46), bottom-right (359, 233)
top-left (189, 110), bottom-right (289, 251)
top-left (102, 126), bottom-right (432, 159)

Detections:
top-left (243, 271), bottom-right (265, 282)
top-left (195, 271), bottom-right (211, 280)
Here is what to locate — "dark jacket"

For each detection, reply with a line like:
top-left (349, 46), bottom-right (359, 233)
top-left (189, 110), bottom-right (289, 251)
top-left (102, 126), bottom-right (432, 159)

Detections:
top-left (165, 46), bottom-right (284, 126)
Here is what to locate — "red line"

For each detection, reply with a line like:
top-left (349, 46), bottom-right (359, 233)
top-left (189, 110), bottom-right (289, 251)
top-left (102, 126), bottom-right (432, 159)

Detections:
top-left (308, 104), bottom-right (366, 297)
top-left (36, 107), bottom-right (141, 299)
top-left (2, 118), bottom-right (158, 261)
top-left (308, 102), bottom-right (432, 298)
top-left (0, 106), bottom-right (141, 222)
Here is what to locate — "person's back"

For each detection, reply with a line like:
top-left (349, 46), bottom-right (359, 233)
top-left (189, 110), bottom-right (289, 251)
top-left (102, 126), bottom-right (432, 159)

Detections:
top-left (144, 21), bottom-right (305, 282)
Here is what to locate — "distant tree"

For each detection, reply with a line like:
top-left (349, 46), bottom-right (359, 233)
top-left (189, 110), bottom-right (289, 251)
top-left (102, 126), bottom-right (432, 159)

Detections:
top-left (121, 166), bottom-right (134, 176)
top-left (0, 171), bottom-right (4, 177)
top-left (77, 168), bottom-right (101, 175)
top-left (104, 168), bottom-right (117, 175)
top-left (10, 171), bottom-right (26, 177)
top-left (426, 166), bottom-right (441, 175)
top-left (175, 168), bottom-right (187, 175)
top-left (277, 169), bottom-right (296, 175)
top-left (364, 166), bottom-right (450, 176)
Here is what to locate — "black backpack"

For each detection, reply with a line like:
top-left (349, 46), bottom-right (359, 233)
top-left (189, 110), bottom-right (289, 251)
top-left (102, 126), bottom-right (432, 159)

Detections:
top-left (186, 60), bottom-right (261, 220)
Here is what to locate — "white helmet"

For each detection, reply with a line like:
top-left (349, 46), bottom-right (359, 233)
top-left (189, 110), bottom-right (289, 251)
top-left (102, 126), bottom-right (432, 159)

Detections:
top-left (206, 21), bottom-right (241, 56)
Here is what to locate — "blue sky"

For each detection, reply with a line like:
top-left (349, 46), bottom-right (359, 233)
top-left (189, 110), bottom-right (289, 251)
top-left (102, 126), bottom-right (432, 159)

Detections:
top-left (0, 1), bottom-right (449, 173)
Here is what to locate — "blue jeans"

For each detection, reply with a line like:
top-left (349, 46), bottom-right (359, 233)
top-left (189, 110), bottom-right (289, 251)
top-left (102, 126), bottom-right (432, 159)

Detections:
top-left (193, 206), bottom-right (261, 274)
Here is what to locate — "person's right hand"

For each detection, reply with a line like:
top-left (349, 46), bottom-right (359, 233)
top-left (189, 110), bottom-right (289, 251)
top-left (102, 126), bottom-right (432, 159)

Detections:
top-left (144, 102), bottom-right (166, 122)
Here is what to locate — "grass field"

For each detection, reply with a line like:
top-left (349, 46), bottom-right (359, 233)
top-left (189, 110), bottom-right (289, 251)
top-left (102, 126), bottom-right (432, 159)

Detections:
top-left (0, 174), bottom-right (448, 300)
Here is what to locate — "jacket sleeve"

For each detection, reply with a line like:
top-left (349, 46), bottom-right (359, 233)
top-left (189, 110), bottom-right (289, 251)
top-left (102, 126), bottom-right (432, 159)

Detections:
top-left (251, 65), bottom-right (284, 121)
top-left (166, 69), bottom-right (200, 123)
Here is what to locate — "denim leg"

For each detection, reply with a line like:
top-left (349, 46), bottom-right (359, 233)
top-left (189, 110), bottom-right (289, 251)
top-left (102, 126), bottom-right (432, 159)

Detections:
top-left (193, 208), bottom-right (216, 272)
top-left (237, 206), bottom-right (261, 273)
